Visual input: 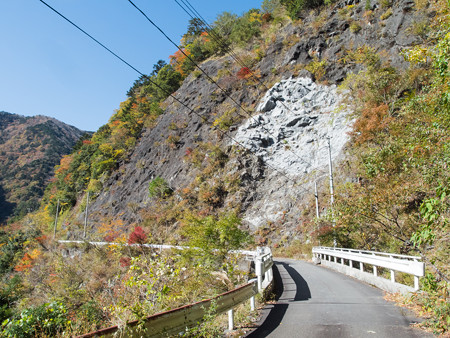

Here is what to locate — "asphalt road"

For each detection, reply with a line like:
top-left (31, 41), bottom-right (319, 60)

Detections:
top-left (247, 259), bottom-right (432, 338)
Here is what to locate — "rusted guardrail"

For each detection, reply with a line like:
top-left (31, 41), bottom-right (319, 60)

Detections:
top-left (78, 280), bottom-right (259, 338)
top-left (58, 241), bottom-right (273, 336)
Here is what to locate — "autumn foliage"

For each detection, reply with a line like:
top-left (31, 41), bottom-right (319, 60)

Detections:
top-left (128, 226), bottom-right (147, 245)
top-left (237, 67), bottom-right (252, 79)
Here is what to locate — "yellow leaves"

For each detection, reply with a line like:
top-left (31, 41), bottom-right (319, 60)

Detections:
top-left (403, 46), bottom-right (430, 65)
top-left (14, 249), bottom-right (41, 272)
top-left (248, 12), bottom-right (262, 23)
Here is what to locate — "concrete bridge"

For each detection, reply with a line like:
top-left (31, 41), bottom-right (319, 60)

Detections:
top-left (247, 258), bottom-right (431, 337)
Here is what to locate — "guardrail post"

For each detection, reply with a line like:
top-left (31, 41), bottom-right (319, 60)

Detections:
top-left (256, 261), bottom-right (263, 291)
top-left (360, 262), bottom-right (364, 272)
top-left (390, 270), bottom-right (395, 283)
top-left (373, 265), bottom-right (378, 277)
top-left (414, 276), bottom-right (419, 291)
top-left (228, 309), bottom-right (234, 330)
top-left (349, 260), bottom-right (353, 268)
top-left (250, 296), bottom-right (255, 311)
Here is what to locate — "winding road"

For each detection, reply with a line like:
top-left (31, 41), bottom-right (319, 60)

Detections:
top-left (247, 259), bottom-right (432, 337)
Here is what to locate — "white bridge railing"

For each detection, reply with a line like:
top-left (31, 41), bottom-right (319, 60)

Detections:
top-left (58, 241), bottom-right (273, 337)
top-left (312, 246), bottom-right (424, 293)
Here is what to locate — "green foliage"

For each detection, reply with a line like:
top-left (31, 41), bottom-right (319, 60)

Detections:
top-left (350, 21), bottom-right (362, 33)
top-left (230, 9), bottom-right (263, 46)
top-left (331, 6), bottom-right (449, 332)
top-left (213, 12), bottom-right (239, 38)
top-left (1, 301), bottom-right (71, 337)
top-left (183, 212), bottom-right (251, 264)
top-left (305, 57), bottom-right (327, 81)
top-left (410, 276), bottom-right (449, 334)
top-left (148, 177), bottom-right (172, 199)
top-left (262, 0), bottom-right (282, 13)
top-left (0, 275), bottom-right (22, 324)
top-left (43, 62), bottom-right (173, 215)
top-left (280, 0), bottom-right (324, 19)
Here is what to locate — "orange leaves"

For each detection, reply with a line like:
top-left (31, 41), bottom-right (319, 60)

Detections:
top-left (351, 103), bottom-right (392, 144)
top-left (200, 31), bottom-right (210, 43)
top-left (98, 219), bottom-right (126, 242)
top-left (55, 155), bottom-right (73, 175)
top-left (14, 249), bottom-right (41, 272)
top-left (170, 49), bottom-right (191, 76)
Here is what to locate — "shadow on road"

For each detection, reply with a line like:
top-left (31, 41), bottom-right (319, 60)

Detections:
top-left (246, 261), bottom-right (311, 337)
top-left (280, 262), bottom-right (311, 301)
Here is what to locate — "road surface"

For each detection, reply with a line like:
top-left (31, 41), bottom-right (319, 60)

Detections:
top-left (247, 259), bottom-right (432, 337)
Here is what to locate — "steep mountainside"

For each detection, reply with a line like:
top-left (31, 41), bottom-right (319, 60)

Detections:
top-left (0, 111), bottom-right (85, 223)
top-left (81, 0), bottom-right (429, 242)
top-left (4, 0), bottom-right (448, 335)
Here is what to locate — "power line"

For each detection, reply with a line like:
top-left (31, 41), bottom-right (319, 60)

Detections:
top-left (128, 0), bottom-right (313, 169)
top-left (37, 0), bottom-right (309, 194)
top-left (176, 0), bottom-right (343, 175)
top-left (38, 0), bottom-right (144, 77)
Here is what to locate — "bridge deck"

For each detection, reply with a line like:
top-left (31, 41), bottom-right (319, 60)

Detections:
top-left (247, 259), bottom-right (432, 338)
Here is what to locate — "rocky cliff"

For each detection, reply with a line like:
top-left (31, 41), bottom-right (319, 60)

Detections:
top-left (78, 0), bottom-right (431, 245)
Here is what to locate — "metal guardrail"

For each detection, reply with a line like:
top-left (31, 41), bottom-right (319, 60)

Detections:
top-left (78, 280), bottom-right (259, 338)
top-left (58, 241), bottom-right (273, 336)
top-left (312, 246), bottom-right (425, 293)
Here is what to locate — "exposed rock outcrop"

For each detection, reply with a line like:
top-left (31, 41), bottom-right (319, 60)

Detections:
top-left (234, 77), bottom-right (352, 175)
top-left (82, 0), bottom-right (431, 244)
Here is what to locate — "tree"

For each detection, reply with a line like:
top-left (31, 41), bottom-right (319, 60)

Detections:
top-left (148, 177), bottom-right (173, 199)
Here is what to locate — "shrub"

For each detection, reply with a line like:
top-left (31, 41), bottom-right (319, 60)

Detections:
top-left (1, 302), bottom-right (71, 337)
top-left (148, 177), bottom-right (173, 199)
top-left (380, 8), bottom-right (393, 20)
top-left (350, 22), bottom-right (362, 33)
top-left (237, 67), bottom-right (252, 79)
top-left (280, 0), bottom-right (324, 19)
top-left (305, 57), bottom-right (327, 81)
top-left (128, 226), bottom-right (147, 245)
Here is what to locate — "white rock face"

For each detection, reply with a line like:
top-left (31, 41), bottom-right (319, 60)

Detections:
top-left (234, 77), bottom-right (353, 176)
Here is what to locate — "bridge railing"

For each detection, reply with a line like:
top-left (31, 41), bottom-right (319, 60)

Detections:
top-left (312, 246), bottom-right (424, 293)
top-left (58, 241), bottom-right (273, 336)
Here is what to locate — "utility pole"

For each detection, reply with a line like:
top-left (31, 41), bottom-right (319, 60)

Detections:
top-left (314, 181), bottom-right (320, 218)
top-left (53, 199), bottom-right (60, 239)
top-left (83, 191), bottom-right (90, 239)
top-left (327, 137), bottom-right (336, 247)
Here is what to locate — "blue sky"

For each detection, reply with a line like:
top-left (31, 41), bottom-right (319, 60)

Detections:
top-left (0, 0), bottom-right (263, 131)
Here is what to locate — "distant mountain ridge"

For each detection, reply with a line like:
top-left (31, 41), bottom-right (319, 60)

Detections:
top-left (0, 111), bottom-right (85, 224)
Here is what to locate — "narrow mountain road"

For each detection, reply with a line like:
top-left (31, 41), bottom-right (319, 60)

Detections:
top-left (247, 259), bottom-right (432, 338)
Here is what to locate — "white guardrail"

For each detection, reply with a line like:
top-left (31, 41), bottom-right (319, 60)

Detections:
top-left (312, 246), bottom-right (424, 294)
top-left (58, 241), bottom-right (273, 337)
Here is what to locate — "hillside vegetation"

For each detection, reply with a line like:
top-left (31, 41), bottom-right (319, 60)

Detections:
top-left (0, 112), bottom-right (85, 224)
top-left (0, 0), bottom-right (449, 336)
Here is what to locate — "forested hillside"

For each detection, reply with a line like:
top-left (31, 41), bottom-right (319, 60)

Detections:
top-left (0, 112), bottom-right (85, 223)
top-left (0, 0), bottom-right (448, 336)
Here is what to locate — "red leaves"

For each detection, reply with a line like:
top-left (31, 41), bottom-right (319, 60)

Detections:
top-left (237, 67), bottom-right (251, 79)
top-left (120, 257), bottom-right (131, 267)
top-left (128, 226), bottom-right (147, 245)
